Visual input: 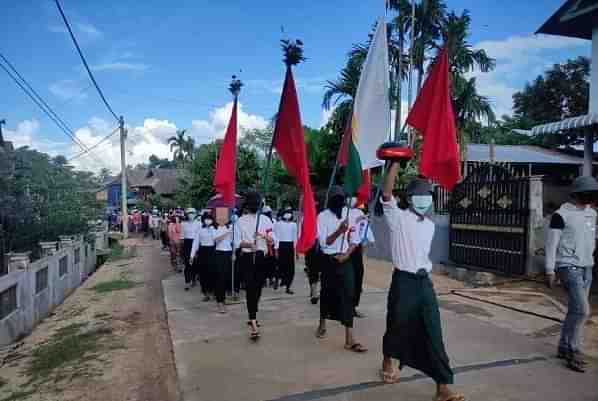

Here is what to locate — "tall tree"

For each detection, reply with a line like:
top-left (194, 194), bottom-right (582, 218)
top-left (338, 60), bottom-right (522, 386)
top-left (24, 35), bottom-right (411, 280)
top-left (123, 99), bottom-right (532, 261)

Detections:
top-left (168, 129), bottom-right (193, 165)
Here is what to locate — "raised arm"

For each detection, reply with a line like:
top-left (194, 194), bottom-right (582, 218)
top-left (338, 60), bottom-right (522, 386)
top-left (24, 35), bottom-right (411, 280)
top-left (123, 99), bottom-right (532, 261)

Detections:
top-left (383, 161), bottom-right (401, 202)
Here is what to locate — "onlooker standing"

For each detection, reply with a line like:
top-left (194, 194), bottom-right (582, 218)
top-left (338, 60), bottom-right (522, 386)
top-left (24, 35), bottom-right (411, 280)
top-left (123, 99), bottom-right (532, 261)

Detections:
top-left (168, 216), bottom-right (182, 271)
top-left (160, 213), bottom-right (169, 250)
top-left (546, 176), bottom-right (597, 373)
top-left (149, 212), bottom-right (161, 240)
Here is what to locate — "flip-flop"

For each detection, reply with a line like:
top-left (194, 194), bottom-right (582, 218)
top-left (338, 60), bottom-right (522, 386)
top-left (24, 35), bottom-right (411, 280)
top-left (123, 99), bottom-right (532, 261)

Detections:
top-left (250, 330), bottom-right (260, 341)
top-left (434, 394), bottom-right (465, 401)
top-left (344, 343), bottom-right (368, 353)
top-left (379, 369), bottom-right (400, 384)
top-left (315, 327), bottom-right (327, 339)
top-left (247, 321), bottom-right (261, 328)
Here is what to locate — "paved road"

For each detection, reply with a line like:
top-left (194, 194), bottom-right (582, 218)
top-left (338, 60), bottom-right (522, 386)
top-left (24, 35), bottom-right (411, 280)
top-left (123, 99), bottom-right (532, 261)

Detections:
top-left (163, 262), bottom-right (597, 401)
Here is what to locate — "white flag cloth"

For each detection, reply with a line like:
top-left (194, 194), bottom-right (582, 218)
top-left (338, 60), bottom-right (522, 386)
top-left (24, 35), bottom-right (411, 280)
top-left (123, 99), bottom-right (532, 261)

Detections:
top-left (351, 17), bottom-right (391, 169)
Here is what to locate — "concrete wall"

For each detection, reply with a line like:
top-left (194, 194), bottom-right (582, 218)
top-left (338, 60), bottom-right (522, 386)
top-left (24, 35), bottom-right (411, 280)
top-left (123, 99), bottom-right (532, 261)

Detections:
top-left (0, 231), bottom-right (107, 346)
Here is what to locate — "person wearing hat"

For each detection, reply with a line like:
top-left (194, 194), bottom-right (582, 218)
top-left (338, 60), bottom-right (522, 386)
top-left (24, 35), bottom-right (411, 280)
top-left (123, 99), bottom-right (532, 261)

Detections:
top-left (545, 175), bottom-right (597, 373)
top-left (233, 191), bottom-right (275, 340)
top-left (274, 207), bottom-right (298, 294)
top-left (380, 161), bottom-right (463, 401)
top-left (315, 185), bottom-right (367, 353)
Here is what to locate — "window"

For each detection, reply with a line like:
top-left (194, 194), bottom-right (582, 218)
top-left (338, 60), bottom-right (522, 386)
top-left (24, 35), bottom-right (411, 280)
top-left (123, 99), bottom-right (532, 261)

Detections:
top-left (74, 248), bottom-right (80, 265)
top-left (59, 256), bottom-right (68, 277)
top-left (35, 267), bottom-right (49, 294)
top-left (0, 285), bottom-right (17, 319)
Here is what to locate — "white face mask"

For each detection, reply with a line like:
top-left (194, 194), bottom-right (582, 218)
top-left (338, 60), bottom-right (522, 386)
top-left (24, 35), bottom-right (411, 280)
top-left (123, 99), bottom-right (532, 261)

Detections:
top-left (204, 219), bottom-right (213, 225)
top-left (411, 195), bottom-right (433, 216)
top-left (283, 213), bottom-right (292, 220)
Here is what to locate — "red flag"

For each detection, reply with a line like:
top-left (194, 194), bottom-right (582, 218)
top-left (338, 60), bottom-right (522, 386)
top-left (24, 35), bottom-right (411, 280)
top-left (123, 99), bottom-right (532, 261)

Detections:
top-left (406, 46), bottom-right (461, 190)
top-left (213, 98), bottom-right (238, 206)
top-left (272, 67), bottom-right (317, 253)
top-left (356, 170), bottom-right (370, 206)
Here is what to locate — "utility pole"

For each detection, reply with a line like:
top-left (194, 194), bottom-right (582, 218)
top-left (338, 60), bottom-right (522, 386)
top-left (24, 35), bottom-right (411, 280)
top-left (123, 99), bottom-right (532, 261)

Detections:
top-left (119, 116), bottom-right (129, 239)
top-left (0, 119), bottom-right (5, 146)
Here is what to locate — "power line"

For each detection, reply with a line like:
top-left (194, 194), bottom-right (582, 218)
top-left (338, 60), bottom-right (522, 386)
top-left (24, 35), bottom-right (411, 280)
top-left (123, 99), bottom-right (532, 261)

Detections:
top-left (54, 0), bottom-right (120, 122)
top-left (0, 53), bottom-right (89, 152)
top-left (0, 59), bottom-right (89, 153)
top-left (67, 126), bottom-right (120, 162)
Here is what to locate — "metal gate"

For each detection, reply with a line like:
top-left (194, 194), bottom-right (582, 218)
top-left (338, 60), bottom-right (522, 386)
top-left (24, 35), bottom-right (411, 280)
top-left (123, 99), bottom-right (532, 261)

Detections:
top-left (449, 163), bottom-right (530, 276)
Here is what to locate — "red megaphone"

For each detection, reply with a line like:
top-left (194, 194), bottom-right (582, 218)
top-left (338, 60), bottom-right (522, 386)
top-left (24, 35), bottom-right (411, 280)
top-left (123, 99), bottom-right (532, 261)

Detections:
top-left (376, 142), bottom-right (414, 161)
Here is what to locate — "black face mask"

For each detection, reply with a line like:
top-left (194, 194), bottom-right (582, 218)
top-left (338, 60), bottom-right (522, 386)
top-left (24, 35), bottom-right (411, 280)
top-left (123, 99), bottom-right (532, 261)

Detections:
top-left (328, 196), bottom-right (345, 219)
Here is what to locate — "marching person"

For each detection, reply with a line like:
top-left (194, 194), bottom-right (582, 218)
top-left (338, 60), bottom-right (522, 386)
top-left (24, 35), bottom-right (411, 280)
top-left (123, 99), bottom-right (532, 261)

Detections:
top-left (262, 206), bottom-right (278, 289)
top-left (545, 176), bottom-right (597, 373)
top-left (149, 211), bottom-right (160, 240)
top-left (305, 242), bottom-right (321, 304)
top-left (349, 199), bottom-right (375, 318)
top-left (234, 191), bottom-right (275, 340)
top-left (191, 212), bottom-right (216, 300)
top-left (168, 215), bottom-right (182, 272)
top-left (274, 208), bottom-right (298, 295)
top-left (380, 161), bottom-right (463, 401)
top-left (181, 210), bottom-right (198, 291)
top-left (315, 186), bottom-right (367, 353)
top-left (160, 213), bottom-right (170, 250)
top-left (212, 209), bottom-right (234, 314)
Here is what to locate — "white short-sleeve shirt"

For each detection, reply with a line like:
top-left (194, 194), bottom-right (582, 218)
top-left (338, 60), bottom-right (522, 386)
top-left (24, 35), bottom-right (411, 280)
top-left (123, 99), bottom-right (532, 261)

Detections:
top-left (317, 208), bottom-right (361, 255)
top-left (274, 221), bottom-right (297, 249)
top-left (381, 196), bottom-right (435, 273)
top-left (213, 225), bottom-right (233, 252)
top-left (233, 214), bottom-right (275, 253)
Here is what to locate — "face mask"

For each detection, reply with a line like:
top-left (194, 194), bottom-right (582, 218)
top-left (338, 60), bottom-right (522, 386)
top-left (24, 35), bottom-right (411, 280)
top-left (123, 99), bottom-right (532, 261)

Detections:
top-left (283, 213), bottom-right (292, 220)
top-left (188, 214), bottom-right (196, 221)
top-left (411, 195), bottom-right (433, 216)
top-left (329, 196), bottom-right (345, 218)
top-left (204, 219), bottom-right (213, 225)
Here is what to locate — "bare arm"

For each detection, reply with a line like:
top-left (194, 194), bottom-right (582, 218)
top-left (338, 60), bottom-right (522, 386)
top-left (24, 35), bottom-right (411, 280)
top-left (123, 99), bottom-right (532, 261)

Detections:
top-left (326, 219), bottom-right (349, 246)
top-left (383, 162), bottom-right (401, 201)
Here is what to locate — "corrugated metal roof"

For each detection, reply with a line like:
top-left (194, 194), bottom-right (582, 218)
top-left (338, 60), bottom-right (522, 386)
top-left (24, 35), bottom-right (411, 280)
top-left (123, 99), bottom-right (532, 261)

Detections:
top-left (531, 114), bottom-right (598, 135)
top-left (467, 144), bottom-right (585, 165)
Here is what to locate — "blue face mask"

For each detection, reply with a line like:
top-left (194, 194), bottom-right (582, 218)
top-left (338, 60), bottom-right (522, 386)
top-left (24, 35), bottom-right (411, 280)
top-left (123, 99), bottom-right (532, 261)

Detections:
top-left (411, 195), bottom-right (433, 216)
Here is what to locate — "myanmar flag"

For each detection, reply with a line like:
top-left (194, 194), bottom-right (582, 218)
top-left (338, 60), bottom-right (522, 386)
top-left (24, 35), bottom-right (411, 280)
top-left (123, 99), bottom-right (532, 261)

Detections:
top-left (343, 18), bottom-right (390, 196)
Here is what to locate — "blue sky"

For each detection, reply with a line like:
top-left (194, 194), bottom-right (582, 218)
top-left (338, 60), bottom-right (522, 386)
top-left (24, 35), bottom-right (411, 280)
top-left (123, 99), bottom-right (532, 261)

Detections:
top-left (0, 0), bottom-right (591, 172)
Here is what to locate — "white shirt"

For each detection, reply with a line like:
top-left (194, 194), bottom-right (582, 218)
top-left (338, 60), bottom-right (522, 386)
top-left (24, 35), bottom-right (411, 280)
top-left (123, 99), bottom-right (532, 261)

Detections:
top-left (213, 225), bottom-right (233, 252)
top-left (181, 220), bottom-right (198, 240)
top-left (382, 196), bottom-right (435, 273)
top-left (233, 214), bottom-right (275, 253)
top-left (274, 220), bottom-right (297, 249)
top-left (149, 215), bottom-right (160, 229)
top-left (317, 208), bottom-right (361, 255)
top-left (191, 225), bottom-right (214, 258)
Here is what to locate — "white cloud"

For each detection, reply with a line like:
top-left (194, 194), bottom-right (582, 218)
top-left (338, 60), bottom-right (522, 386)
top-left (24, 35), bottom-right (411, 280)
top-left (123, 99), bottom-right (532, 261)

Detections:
top-left (5, 102), bottom-right (269, 173)
top-left (190, 102), bottom-right (269, 144)
top-left (49, 79), bottom-right (88, 101)
top-left (470, 34), bottom-right (590, 119)
top-left (92, 62), bottom-right (149, 72)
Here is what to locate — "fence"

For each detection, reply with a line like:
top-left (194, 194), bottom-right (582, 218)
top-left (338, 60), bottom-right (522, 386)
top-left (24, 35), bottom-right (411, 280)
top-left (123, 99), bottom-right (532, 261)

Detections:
top-left (0, 230), bottom-right (108, 346)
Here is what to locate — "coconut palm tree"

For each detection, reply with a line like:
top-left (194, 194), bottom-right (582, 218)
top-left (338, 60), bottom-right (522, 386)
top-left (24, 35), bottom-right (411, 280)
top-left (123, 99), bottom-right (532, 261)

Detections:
top-left (168, 129), bottom-right (190, 165)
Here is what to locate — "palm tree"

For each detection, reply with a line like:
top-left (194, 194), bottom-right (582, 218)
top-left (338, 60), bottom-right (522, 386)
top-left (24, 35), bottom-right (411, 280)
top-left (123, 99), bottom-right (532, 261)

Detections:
top-left (322, 54), bottom-right (362, 136)
top-left (168, 129), bottom-right (190, 165)
top-left (452, 74), bottom-right (495, 131)
top-left (413, 0), bottom-right (447, 94)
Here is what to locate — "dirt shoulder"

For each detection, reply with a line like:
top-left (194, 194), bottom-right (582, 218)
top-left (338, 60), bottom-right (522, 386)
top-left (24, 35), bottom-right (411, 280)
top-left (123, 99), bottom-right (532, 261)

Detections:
top-left (0, 237), bottom-right (178, 401)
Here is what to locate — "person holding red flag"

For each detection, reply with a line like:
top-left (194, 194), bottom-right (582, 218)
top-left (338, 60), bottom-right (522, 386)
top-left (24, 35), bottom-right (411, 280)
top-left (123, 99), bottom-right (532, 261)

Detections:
top-left (378, 45), bottom-right (464, 401)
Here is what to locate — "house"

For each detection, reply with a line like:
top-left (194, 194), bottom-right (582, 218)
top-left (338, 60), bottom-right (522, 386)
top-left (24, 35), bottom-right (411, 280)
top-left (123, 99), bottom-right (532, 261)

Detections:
top-left (102, 168), bottom-right (178, 210)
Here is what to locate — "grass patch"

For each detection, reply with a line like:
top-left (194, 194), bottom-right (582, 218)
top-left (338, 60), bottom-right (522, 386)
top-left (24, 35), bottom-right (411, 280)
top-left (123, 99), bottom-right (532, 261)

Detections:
top-left (107, 243), bottom-right (137, 262)
top-left (0, 390), bottom-right (36, 401)
top-left (91, 278), bottom-right (138, 294)
top-left (24, 322), bottom-right (112, 385)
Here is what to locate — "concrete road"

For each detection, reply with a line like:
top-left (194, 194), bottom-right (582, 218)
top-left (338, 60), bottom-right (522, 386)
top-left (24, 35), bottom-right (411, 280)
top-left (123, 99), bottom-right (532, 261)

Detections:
top-left (163, 266), bottom-right (597, 401)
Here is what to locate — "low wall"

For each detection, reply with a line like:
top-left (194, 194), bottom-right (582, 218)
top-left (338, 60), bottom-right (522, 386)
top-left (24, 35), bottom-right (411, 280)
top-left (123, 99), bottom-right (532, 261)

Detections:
top-left (0, 231), bottom-right (107, 346)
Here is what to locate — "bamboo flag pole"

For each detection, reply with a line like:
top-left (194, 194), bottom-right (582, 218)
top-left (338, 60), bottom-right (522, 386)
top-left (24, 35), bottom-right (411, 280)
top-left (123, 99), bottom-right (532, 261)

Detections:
top-left (229, 75), bottom-right (242, 297)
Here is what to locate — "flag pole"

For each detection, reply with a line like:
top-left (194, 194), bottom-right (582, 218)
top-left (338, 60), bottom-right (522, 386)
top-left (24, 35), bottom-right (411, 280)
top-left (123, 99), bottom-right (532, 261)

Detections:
top-left (324, 105), bottom-right (353, 210)
top-left (229, 75), bottom-right (242, 298)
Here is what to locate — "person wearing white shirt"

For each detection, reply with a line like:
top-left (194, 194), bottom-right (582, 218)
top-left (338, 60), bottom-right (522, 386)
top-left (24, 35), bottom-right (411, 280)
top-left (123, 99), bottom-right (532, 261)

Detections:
top-left (315, 186), bottom-right (367, 354)
top-left (347, 199), bottom-right (375, 319)
top-left (233, 192), bottom-right (275, 340)
top-left (262, 206), bottom-right (278, 289)
top-left (274, 208), bottom-right (298, 294)
top-left (191, 212), bottom-right (216, 299)
top-left (181, 212), bottom-right (199, 290)
top-left (212, 211), bottom-right (233, 314)
top-left (149, 213), bottom-right (161, 240)
top-left (379, 161), bottom-right (462, 401)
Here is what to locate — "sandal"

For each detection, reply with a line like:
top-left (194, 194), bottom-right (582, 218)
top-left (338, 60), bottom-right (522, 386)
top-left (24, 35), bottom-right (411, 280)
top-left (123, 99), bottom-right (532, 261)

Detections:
top-left (315, 327), bottom-right (327, 339)
top-left (567, 357), bottom-right (586, 373)
top-left (344, 343), bottom-right (368, 353)
top-left (247, 321), bottom-right (261, 328)
top-left (380, 369), bottom-right (400, 384)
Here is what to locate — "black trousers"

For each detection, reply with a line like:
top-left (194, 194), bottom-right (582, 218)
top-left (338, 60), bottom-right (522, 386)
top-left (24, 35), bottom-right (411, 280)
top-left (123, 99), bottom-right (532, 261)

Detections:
top-left (183, 238), bottom-right (194, 284)
top-left (278, 242), bottom-right (295, 288)
top-left (226, 249), bottom-right (242, 293)
top-left (306, 245), bottom-right (321, 285)
top-left (197, 246), bottom-right (215, 294)
top-left (160, 231), bottom-right (169, 248)
top-left (240, 251), bottom-right (265, 320)
top-left (351, 245), bottom-right (364, 308)
top-left (214, 250), bottom-right (232, 303)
